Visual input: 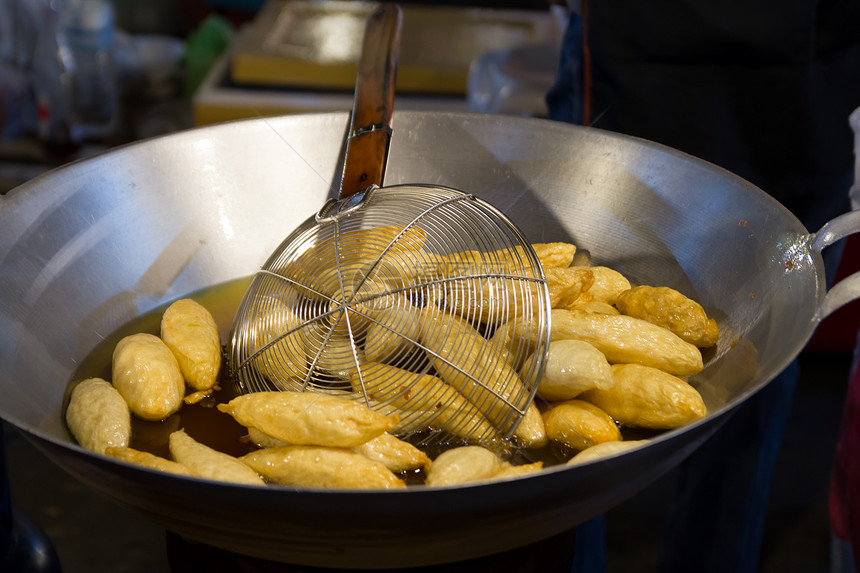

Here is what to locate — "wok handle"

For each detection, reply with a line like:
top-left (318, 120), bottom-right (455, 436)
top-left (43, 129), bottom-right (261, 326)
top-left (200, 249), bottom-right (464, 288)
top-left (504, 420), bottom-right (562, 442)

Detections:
top-left (339, 3), bottom-right (402, 199)
top-left (811, 209), bottom-right (860, 321)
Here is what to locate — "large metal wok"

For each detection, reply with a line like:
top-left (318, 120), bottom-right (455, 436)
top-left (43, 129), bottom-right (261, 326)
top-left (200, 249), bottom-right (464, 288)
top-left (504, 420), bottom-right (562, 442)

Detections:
top-left (1, 111), bottom-right (858, 569)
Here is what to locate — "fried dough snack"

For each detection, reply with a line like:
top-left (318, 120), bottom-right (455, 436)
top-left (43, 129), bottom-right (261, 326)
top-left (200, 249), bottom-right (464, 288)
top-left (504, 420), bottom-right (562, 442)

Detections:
top-left (550, 309), bottom-right (704, 376)
top-left (350, 362), bottom-right (497, 441)
top-left (437, 274), bottom-right (538, 326)
top-left (580, 364), bottom-right (707, 430)
top-left (112, 333), bottom-right (185, 421)
top-left (326, 276), bottom-right (389, 338)
top-left (247, 426), bottom-right (286, 448)
top-left (384, 248), bottom-right (447, 287)
top-left (425, 445), bottom-right (503, 486)
top-left (285, 226), bottom-right (429, 299)
top-left (493, 461), bottom-right (544, 479)
top-left (286, 226), bottom-right (428, 272)
top-left (566, 439), bottom-right (650, 466)
top-left (522, 339), bottom-right (614, 401)
top-left (246, 426), bottom-right (431, 473)
top-left (615, 285), bottom-right (719, 348)
top-left (363, 296), bottom-right (422, 363)
top-left (351, 432), bottom-right (433, 473)
top-left (419, 306), bottom-right (547, 447)
top-left (301, 323), bottom-right (362, 379)
top-left (247, 296), bottom-right (307, 390)
top-left (440, 246), bottom-right (534, 276)
top-left (419, 243), bottom-right (575, 325)
top-left (433, 245), bottom-right (547, 325)
top-left (217, 391), bottom-right (398, 448)
top-left (544, 267), bottom-right (595, 309)
top-left (568, 301), bottom-right (620, 315)
top-left (168, 429), bottom-right (265, 486)
top-left (542, 400), bottom-right (622, 451)
top-left (488, 315), bottom-right (545, 371)
top-left (65, 377), bottom-right (131, 454)
top-left (532, 242), bottom-right (577, 268)
top-left (107, 446), bottom-right (198, 477)
top-left (452, 242), bottom-right (576, 275)
top-left (240, 445), bottom-right (406, 489)
top-left (564, 266), bottom-right (631, 306)
top-left (424, 445), bottom-right (543, 486)
top-left (160, 298), bottom-right (222, 391)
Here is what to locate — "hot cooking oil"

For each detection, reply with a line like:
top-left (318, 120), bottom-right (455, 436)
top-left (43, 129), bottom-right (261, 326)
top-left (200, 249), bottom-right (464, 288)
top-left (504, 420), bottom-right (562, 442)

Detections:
top-left (64, 276), bottom-right (655, 482)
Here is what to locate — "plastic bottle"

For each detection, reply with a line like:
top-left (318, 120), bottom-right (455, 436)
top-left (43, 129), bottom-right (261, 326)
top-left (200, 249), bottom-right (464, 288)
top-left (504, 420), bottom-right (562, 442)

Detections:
top-left (61, 0), bottom-right (118, 141)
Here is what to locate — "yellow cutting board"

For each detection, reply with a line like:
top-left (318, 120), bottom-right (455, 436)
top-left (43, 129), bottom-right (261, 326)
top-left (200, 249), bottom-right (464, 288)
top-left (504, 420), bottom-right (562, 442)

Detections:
top-left (230, 0), bottom-right (559, 95)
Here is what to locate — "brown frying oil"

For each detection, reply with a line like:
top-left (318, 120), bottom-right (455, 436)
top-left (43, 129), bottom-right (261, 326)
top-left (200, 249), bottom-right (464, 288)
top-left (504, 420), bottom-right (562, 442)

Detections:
top-left (66, 276), bottom-right (655, 478)
top-left (67, 277), bottom-right (255, 459)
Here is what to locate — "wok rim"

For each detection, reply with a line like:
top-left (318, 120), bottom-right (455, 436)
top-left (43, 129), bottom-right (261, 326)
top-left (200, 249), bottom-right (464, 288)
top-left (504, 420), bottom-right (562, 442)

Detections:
top-left (0, 110), bottom-right (828, 566)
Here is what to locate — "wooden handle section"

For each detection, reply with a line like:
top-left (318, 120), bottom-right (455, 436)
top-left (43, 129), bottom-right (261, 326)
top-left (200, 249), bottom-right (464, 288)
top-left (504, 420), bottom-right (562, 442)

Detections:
top-left (340, 3), bottom-right (402, 198)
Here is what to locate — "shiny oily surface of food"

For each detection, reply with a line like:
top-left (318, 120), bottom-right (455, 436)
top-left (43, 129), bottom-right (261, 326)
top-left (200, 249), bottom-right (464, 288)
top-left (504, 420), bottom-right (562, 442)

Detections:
top-left (64, 239), bottom-right (720, 489)
top-left (65, 377), bottom-right (131, 455)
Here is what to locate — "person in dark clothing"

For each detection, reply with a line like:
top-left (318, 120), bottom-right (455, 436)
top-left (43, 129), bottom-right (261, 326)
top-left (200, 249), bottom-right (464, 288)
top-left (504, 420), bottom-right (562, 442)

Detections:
top-left (546, 2), bottom-right (860, 572)
top-left (828, 107), bottom-right (860, 573)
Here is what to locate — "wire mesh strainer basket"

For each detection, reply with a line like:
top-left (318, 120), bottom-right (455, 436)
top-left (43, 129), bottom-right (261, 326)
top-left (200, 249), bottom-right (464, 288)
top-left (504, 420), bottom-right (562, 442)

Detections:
top-left (229, 183), bottom-right (551, 445)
